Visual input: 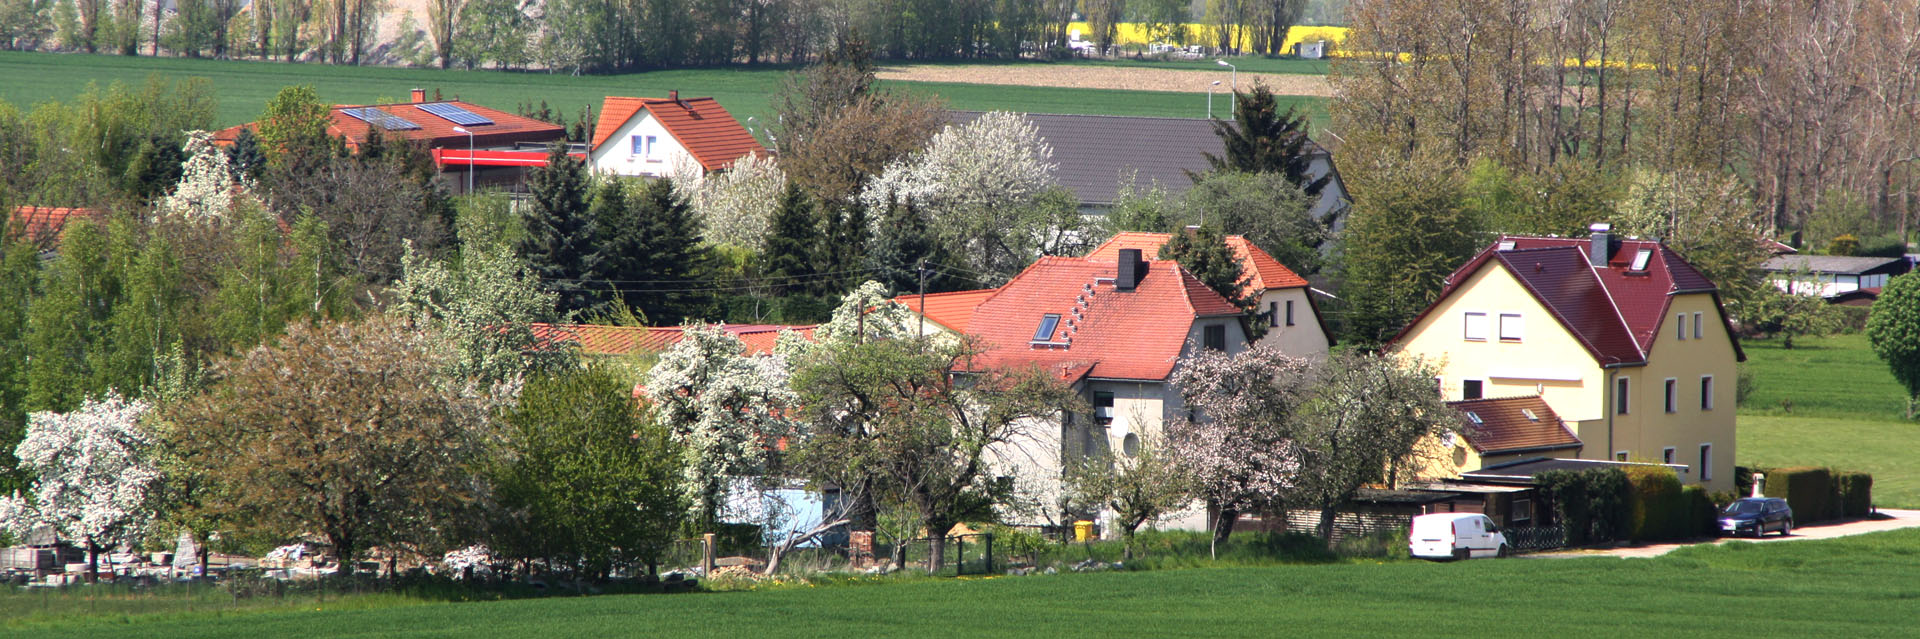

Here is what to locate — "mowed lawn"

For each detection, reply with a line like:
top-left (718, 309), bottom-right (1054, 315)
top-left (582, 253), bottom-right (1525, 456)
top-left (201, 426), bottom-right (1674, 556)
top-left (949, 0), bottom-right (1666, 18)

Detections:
top-left (0, 51), bottom-right (1327, 130)
top-left (1738, 332), bottom-right (1920, 507)
top-left (19, 529), bottom-right (1920, 638)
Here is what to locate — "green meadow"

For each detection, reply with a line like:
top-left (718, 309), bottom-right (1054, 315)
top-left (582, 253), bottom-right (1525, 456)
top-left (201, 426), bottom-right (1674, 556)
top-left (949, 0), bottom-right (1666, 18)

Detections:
top-left (1738, 332), bottom-right (1920, 507)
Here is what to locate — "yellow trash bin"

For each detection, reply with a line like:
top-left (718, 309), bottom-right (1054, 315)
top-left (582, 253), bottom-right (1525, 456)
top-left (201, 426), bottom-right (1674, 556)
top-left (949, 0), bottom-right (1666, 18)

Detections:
top-left (1073, 520), bottom-right (1094, 542)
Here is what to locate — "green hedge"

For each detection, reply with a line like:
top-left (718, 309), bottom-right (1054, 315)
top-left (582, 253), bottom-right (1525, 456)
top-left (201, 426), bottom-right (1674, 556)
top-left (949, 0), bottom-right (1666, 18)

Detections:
top-left (1535, 467), bottom-right (1631, 545)
top-left (1625, 466), bottom-right (1689, 541)
top-left (1837, 472), bottom-right (1875, 518)
top-left (1682, 486), bottom-right (1718, 539)
top-left (1764, 467), bottom-right (1833, 523)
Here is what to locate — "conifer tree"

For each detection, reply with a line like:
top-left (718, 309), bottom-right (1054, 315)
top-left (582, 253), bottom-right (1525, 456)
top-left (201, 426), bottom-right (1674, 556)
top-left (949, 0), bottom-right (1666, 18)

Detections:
top-left (1159, 224), bottom-right (1254, 314)
top-left (866, 201), bottom-right (956, 294)
top-left (1202, 85), bottom-right (1331, 199)
top-left (762, 182), bottom-right (820, 294)
top-left (520, 144), bottom-right (604, 315)
top-left (626, 178), bottom-right (713, 323)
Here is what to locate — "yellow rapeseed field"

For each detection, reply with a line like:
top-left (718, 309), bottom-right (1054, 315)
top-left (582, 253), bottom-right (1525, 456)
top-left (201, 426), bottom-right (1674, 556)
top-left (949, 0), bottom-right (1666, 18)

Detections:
top-left (1064, 23), bottom-right (1350, 51)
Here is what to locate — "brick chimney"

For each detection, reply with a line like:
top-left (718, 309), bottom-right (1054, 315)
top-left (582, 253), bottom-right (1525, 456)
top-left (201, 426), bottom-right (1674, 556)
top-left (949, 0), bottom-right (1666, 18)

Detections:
top-left (1117, 248), bottom-right (1145, 291)
top-left (668, 89), bottom-right (678, 101)
top-left (410, 88), bottom-right (426, 103)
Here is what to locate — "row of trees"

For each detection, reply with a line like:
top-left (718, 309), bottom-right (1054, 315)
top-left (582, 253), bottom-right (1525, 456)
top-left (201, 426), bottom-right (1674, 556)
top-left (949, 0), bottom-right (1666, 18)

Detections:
top-left (0, 0), bottom-right (1324, 71)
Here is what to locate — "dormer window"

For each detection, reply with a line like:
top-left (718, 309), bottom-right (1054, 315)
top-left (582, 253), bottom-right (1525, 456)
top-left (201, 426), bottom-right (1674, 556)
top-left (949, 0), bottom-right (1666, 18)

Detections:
top-left (1032, 314), bottom-right (1061, 342)
top-left (1630, 248), bottom-right (1653, 271)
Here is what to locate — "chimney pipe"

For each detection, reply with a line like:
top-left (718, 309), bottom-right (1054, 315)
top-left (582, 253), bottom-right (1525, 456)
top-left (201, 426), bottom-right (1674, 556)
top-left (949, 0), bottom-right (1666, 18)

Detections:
top-left (1588, 223), bottom-right (1614, 267)
top-left (669, 89), bottom-right (679, 102)
top-left (1117, 248), bottom-right (1145, 291)
top-left (411, 88), bottom-right (426, 103)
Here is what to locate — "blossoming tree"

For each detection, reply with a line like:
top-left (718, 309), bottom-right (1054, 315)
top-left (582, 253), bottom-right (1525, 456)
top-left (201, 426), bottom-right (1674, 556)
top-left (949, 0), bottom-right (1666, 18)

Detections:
top-left (2, 392), bottom-right (159, 581)
top-left (1165, 343), bottom-right (1316, 557)
top-left (643, 323), bottom-right (799, 524)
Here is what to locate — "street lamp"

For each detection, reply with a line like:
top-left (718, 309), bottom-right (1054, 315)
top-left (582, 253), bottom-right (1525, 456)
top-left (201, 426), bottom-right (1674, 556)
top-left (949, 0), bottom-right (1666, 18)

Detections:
top-left (1216, 59), bottom-right (1237, 114)
top-left (452, 126), bottom-right (474, 194)
top-left (1208, 80), bottom-right (1222, 119)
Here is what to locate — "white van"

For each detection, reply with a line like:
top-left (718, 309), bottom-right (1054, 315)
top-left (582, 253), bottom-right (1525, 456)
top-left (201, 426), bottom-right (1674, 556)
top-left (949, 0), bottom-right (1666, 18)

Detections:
top-left (1409, 513), bottom-right (1510, 560)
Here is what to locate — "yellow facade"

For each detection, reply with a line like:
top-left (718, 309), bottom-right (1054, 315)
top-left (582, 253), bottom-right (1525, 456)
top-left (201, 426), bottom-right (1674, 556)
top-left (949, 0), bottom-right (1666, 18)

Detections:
top-left (1396, 262), bottom-right (1738, 492)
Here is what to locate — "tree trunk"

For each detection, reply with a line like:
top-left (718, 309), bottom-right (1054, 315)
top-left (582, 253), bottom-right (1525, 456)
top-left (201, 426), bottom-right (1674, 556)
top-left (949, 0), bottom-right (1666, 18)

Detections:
top-left (1317, 504), bottom-right (1339, 548)
top-left (86, 538), bottom-right (99, 583)
top-left (1210, 506), bottom-right (1237, 560)
top-left (926, 535), bottom-right (945, 574)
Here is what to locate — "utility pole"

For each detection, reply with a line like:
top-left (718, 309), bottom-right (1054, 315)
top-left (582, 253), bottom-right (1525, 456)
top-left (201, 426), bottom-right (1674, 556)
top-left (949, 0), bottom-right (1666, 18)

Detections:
top-left (917, 259), bottom-right (929, 339)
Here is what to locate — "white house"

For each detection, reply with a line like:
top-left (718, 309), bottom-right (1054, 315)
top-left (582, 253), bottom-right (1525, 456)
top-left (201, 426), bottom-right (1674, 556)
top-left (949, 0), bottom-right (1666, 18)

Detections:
top-left (588, 92), bottom-right (765, 178)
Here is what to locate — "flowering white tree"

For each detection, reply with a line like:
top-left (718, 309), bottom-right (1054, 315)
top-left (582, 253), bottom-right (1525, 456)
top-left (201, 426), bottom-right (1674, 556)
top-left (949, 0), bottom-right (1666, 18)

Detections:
top-left (643, 323), bottom-right (799, 523)
top-left (158, 131), bottom-right (254, 222)
top-left (1292, 352), bottom-right (1452, 546)
top-left (1165, 343), bottom-right (1316, 557)
top-left (2, 392), bottom-right (159, 581)
top-left (682, 154), bottom-right (787, 251)
top-left (391, 240), bottom-right (570, 385)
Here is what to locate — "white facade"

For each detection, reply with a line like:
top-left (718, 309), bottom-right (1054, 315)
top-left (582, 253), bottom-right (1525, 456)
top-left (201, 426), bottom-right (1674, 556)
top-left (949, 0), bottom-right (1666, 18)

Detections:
top-left (1254, 287), bottom-right (1329, 359)
top-left (587, 109), bottom-right (693, 178)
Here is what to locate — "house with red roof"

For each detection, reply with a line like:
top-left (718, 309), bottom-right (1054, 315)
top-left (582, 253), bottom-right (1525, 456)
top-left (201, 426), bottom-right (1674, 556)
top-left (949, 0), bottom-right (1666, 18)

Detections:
top-left (8, 206), bottom-right (101, 247)
top-left (587, 92), bottom-right (765, 178)
top-left (211, 88), bottom-right (568, 194)
top-left (1086, 230), bottom-right (1329, 358)
top-left (893, 248), bottom-right (1253, 529)
top-left (529, 322), bottom-right (814, 357)
top-left (1442, 396), bottom-right (1583, 474)
top-left (1392, 223), bottom-right (1742, 491)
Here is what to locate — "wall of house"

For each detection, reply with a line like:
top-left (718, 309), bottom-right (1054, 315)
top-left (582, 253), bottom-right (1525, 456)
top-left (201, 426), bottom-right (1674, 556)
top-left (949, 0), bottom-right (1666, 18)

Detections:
top-left (1256, 288), bottom-right (1329, 360)
top-left (1604, 293), bottom-right (1739, 492)
top-left (587, 110), bottom-right (692, 177)
top-left (1395, 264), bottom-right (1605, 418)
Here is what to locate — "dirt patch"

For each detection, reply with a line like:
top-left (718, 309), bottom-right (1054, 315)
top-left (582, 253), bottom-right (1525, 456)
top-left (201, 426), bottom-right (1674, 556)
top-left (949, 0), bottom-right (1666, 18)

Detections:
top-left (876, 64), bottom-right (1332, 97)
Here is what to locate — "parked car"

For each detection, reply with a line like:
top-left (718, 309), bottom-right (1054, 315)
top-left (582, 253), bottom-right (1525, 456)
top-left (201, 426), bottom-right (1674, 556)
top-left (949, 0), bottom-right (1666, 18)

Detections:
top-left (1409, 513), bottom-right (1510, 560)
top-left (1720, 497), bottom-right (1793, 537)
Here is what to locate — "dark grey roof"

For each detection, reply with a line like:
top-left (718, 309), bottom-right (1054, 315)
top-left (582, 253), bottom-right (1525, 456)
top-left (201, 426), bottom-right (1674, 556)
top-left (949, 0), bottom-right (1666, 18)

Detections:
top-left (948, 111), bottom-right (1328, 206)
top-left (1762, 255), bottom-right (1911, 275)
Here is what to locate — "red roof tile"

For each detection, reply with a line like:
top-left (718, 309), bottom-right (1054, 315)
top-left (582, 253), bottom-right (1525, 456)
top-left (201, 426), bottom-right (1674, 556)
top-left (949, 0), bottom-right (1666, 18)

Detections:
top-left (961, 255), bottom-right (1243, 381)
top-left (531, 322), bottom-right (814, 356)
top-left (893, 288), bottom-right (998, 332)
top-left (591, 96), bottom-right (765, 171)
top-left (1392, 235), bottom-right (1745, 366)
top-left (1086, 232), bottom-right (1310, 298)
top-left (8, 206), bottom-right (101, 245)
top-left (1447, 395), bottom-right (1582, 455)
top-left (212, 99), bottom-right (564, 152)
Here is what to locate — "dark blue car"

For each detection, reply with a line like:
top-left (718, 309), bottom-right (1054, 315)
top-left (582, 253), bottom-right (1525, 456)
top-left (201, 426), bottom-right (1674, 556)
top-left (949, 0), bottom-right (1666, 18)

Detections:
top-left (1720, 497), bottom-right (1793, 537)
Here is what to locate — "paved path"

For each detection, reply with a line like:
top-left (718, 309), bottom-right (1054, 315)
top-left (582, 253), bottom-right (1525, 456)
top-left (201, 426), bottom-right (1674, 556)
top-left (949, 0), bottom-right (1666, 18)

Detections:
top-left (1524, 508), bottom-right (1920, 559)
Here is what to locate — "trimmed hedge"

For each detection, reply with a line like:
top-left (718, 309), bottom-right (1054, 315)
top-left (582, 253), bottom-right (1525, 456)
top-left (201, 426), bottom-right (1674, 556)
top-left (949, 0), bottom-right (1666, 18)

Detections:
top-left (1535, 467), bottom-right (1631, 545)
top-left (1624, 466), bottom-right (1688, 541)
top-left (1764, 467), bottom-right (1833, 523)
top-left (1682, 486), bottom-right (1718, 539)
top-left (1837, 472), bottom-right (1875, 518)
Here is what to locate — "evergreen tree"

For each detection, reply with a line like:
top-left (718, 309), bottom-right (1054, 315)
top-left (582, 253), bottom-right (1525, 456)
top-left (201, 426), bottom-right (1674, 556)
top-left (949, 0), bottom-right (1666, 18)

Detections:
top-left (225, 128), bottom-right (267, 184)
top-left (762, 182), bottom-right (820, 294)
top-left (1159, 224), bottom-right (1256, 319)
top-left (626, 178), bottom-right (714, 323)
top-left (819, 202), bottom-right (869, 296)
top-left (866, 201), bottom-right (956, 294)
top-left (1201, 85), bottom-right (1331, 199)
top-left (520, 144), bottom-right (604, 315)
top-left (590, 177), bottom-right (641, 305)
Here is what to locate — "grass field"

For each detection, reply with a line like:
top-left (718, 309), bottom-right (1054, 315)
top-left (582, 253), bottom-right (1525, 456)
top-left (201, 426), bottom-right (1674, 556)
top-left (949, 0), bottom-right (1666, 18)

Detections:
top-left (1736, 332), bottom-right (1919, 507)
top-left (0, 51), bottom-right (1329, 130)
top-left (14, 528), bottom-right (1920, 637)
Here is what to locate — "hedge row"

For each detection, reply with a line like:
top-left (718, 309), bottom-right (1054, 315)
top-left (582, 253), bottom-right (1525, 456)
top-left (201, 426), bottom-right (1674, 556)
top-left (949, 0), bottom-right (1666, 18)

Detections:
top-left (1739, 466), bottom-right (1874, 524)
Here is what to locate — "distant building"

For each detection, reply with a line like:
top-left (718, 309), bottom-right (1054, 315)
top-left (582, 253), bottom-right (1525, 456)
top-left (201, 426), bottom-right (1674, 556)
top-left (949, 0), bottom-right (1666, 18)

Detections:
top-left (1762, 254), bottom-right (1912, 302)
top-left (587, 92), bottom-right (765, 178)
top-left (7, 206), bottom-right (100, 248)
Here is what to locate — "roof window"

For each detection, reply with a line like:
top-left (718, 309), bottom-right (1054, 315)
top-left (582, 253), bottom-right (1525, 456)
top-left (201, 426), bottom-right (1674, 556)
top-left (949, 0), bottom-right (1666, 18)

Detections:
top-left (1465, 411), bottom-right (1483, 425)
top-left (1630, 248), bottom-right (1653, 272)
top-left (1521, 408), bottom-right (1538, 421)
top-left (1497, 240), bottom-right (1516, 251)
top-left (1032, 314), bottom-right (1062, 342)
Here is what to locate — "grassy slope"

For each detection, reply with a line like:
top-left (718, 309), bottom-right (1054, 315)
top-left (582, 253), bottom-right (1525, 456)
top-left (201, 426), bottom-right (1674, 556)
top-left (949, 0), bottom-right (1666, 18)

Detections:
top-left (19, 529), bottom-right (1920, 638)
top-left (1737, 332), bottom-right (1919, 507)
top-left (0, 51), bottom-right (1328, 130)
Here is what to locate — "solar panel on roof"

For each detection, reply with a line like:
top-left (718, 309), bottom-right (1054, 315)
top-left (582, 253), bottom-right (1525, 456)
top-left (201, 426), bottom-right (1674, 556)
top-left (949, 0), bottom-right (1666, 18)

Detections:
top-left (341, 107), bottom-right (421, 131)
top-left (416, 103), bottom-right (494, 126)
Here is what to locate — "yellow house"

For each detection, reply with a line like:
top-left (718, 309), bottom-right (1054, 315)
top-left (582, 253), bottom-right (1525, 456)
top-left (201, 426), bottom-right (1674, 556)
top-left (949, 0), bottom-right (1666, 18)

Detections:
top-left (1393, 224), bottom-right (1743, 492)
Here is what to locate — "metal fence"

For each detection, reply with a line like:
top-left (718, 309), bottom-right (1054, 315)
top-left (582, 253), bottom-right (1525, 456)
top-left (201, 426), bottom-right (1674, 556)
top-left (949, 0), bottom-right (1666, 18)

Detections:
top-left (1505, 525), bottom-right (1566, 551)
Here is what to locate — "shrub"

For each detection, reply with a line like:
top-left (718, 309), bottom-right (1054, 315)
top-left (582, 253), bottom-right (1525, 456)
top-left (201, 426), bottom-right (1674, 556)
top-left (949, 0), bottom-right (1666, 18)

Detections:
top-left (1736, 366), bottom-right (1757, 406)
top-left (1536, 467), bottom-right (1631, 545)
top-left (1763, 466), bottom-right (1833, 524)
top-left (1837, 305), bottom-right (1872, 333)
top-left (1837, 472), bottom-right (1874, 518)
top-left (1624, 466), bottom-right (1687, 541)
top-left (1682, 486), bottom-right (1718, 538)
top-left (1734, 466), bottom-right (1755, 497)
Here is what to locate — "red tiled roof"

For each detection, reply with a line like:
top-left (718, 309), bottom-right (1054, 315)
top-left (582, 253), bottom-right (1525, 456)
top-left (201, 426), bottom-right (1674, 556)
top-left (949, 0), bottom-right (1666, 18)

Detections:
top-left (212, 100), bottom-right (564, 152)
top-left (8, 206), bottom-right (101, 244)
top-left (591, 96), bottom-right (765, 171)
top-left (1447, 395), bottom-right (1582, 455)
top-left (893, 288), bottom-right (999, 332)
top-left (1391, 235), bottom-right (1745, 366)
top-left (531, 322), bottom-right (814, 356)
top-left (961, 256), bottom-right (1243, 381)
top-left (1086, 232), bottom-right (1310, 298)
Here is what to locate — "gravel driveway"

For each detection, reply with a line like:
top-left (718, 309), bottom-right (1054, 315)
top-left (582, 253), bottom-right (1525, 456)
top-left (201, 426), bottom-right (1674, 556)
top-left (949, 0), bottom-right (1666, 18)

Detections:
top-left (1524, 508), bottom-right (1920, 559)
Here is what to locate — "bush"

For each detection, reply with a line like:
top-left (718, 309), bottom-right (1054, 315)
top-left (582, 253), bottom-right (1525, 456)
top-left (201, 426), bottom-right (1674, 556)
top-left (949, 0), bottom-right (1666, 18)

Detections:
top-left (1681, 486), bottom-right (1718, 538)
top-left (1535, 467), bottom-right (1631, 545)
top-left (1736, 366), bottom-right (1757, 406)
top-left (1734, 466), bottom-right (1756, 497)
top-left (1837, 305), bottom-right (1872, 333)
top-left (1837, 472), bottom-right (1874, 518)
top-left (1332, 528), bottom-right (1410, 560)
top-left (1624, 466), bottom-right (1688, 541)
top-left (1764, 466), bottom-right (1834, 524)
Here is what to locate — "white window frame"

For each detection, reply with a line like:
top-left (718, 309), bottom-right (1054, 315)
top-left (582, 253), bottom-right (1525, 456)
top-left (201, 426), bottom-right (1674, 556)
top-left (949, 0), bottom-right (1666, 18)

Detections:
top-left (1699, 443), bottom-right (1713, 481)
top-left (1700, 375), bottom-right (1715, 411)
top-left (1615, 377), bottom-right (1630, 415)
top-left (1664, 377), bottom-right (1678, 413)
top-left (1692, 312), bottom-right (1704, 339)
top-left (1498, 312), bottom-right (1523, 342)
top-left (630, 134), bottom-right (646, 156)
top-left (643, 135), bottom-right (660, 161)
top-left (1464, 311), bottom-right (1488, 342)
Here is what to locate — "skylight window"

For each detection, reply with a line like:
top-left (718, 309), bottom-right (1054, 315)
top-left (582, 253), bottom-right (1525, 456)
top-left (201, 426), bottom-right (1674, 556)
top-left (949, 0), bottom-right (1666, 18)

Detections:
top-left (1521, 408), bottom-right (1538, 421)
top-left (1465, 411), bottom-right (1483, 425)
top-left (1032, 314), bottom-right (1061, 342)
top-left (1630, 248), bottom-right (1654, 271)
top-left (1497, 240), bottom-right (1516, 251)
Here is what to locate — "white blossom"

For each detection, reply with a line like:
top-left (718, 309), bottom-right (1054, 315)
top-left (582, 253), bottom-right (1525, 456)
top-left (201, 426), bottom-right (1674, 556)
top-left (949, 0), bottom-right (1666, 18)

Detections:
top-left (392, 240), bottom-right (568, 384)
top-left (158, 131), bottom-right (253, 223)
top-left (858, 111), bottom-right (1057, 223)
top-left (6, 392), bottom-right (160, 548)
top-left (681, 153), bottom-right (787, 251)
top-left (643, 323), bottom-right (799, 521)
